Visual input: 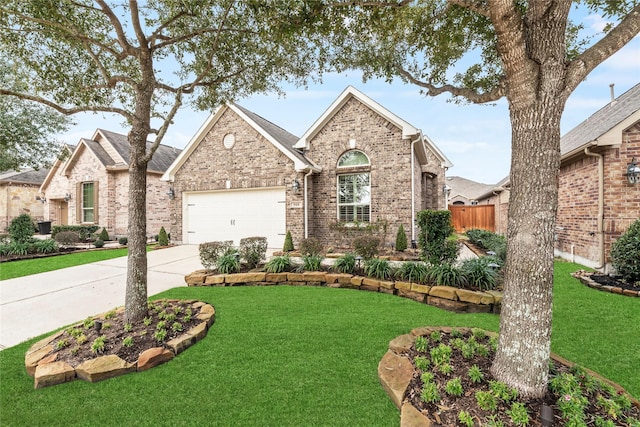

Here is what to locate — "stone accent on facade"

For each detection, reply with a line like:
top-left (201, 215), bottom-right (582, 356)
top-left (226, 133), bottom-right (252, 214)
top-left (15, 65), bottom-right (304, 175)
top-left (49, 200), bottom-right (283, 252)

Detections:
top-left (25, 300), bottom-right (214, 389)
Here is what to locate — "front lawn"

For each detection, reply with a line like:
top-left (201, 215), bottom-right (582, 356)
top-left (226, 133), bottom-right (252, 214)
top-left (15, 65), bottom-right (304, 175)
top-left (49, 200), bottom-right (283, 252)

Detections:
top-left (0, 261), bottom-right (637, 426)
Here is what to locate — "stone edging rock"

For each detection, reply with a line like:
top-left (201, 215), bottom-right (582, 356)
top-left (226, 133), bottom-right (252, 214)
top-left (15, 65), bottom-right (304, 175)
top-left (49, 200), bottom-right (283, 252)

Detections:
top-left (24, 299), bottom-right (215, 389)
top-left (378, 327), bottom-right (640, 426)
top-left (572, 270), bottom-right (640, 297)
top-left (185, 271), bottom-right (503, 314)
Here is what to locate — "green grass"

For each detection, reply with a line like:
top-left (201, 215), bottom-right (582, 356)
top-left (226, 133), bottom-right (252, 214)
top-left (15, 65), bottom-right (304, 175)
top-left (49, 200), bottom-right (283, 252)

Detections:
top-left (0, 261), bottom-right (637, 426)
top-left (0, 247), bottom-right (152, 280)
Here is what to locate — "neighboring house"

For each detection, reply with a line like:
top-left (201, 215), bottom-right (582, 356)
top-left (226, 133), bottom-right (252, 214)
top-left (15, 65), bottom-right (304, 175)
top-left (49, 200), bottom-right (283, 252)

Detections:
top-left (40, 129), bottom-right (181, 237)
top-left (0, 168), bottom-right (49, 232)
top-left (475, 176), bottom-right (511, 235)
top-left (555, 83), bottom-right (640, 271)
top-left (445, 176), bottom-right (494, 206)
top-left (445, 176), bottom-right (505, 233)
top-left (162, 86), bottom-right (452, 249)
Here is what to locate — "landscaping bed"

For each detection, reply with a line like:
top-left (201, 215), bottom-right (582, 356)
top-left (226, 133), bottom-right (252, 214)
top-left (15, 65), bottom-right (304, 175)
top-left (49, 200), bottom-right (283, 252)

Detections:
top-left (572, 270), bottom-right (640, 297)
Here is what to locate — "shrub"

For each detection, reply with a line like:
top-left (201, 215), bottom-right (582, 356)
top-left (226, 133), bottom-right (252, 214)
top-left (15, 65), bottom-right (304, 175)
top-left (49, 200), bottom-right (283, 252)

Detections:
top-left (282, 231), bottom-right (294, 252)
top-left (611, 218), bottom-right (640, 284)
top-left (353, 235), bottom-right (380, 260)
top-left (51, 225), bottom-right (99, 241)
top-left (94, 239), bottom-right (104, 248)
top-left (265, 255), bottom-right (292, 273)
top-left (395, 224), bottom-right (408, 252)
top-left (299, 237), bottom-right (323, 256)
top-left (199, 240), bottom-right (234, 269)
top-left (364, 258), bottom-right (393, 280)
top-left (395, 261), bottom-right (429, 283)
top-left (417, 210), bottom-right (459, 264)
top-left (54, 231), bottom-right (81, 245)
top-left (98, 228), bottom-right (110, 241)
top-left (333, 253), bottom-right (356, 274)
top-left (118, 236), bottom-right (128, 245)
top-left (9, 214), bottom-right (35, 243)
top-left (300, 254), bottom-right (323, 272)
top-left (216, 252), bottom-right (240, 274)
top-left (33, 239), bottom-right (58, 254)
top-left (239, 236), bottom-right (268, 268)
top-left (157, 226), bottom-right (169, 246)
top-left (426, 263), bottom-right (466, 287)
top-left (466, 228), bottom-right (507, 260)
top-left (460, 257), bottom-right (500, 291)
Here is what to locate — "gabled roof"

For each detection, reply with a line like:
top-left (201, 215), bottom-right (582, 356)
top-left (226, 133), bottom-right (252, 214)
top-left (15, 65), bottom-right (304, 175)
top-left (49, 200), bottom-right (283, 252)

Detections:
top-left (163, 103), bottom-right (318, 181)
top-left (445, 176), bottom-right (494, 200)
top-left (561, 83), bottom-right (640, 159)
top-left (0, 168), bottom-right (49, 185)
top-left (294, 86), bottom-right (452, 168)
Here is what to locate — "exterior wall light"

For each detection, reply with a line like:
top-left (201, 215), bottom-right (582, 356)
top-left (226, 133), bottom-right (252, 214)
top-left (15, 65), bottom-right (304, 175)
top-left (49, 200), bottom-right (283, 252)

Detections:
top-left (626, 157), bottom-right (639, 184)
top-left (64, 193), bottom-right (71, 202)
top-left (167, 187), bottom-right (175, 199)
top-left (292, 179), bottom-right (300, 194)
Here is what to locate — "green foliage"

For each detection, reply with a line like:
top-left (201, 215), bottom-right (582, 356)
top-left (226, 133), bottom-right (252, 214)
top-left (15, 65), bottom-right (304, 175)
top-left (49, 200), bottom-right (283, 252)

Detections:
top-left (55, 339), bottom-right (69, 350)
top-left (363, 258), bottom-right (393, 280)
top-left (426, 263), bottom-right (466, 287)
top-left (489, 380), bottom-right (518, 403)
top-left (51, 225), bottom-right (99, 241)
top-left (420, 371), bottom-right (434, 383)
top-left (420, 381), bottom-right (440, 404)
top-left (216, 252), bottom-right (241, 274)
top-left (98, 228), bottom-right (110, 241)
top-left (143, 317), bottom-right (152, 326)
top-left (199, 240), bottom-right (234, 270)
top-left (476, 390), bottom-right (498, 411)
top-left (445, 377), bottom-right (463, 396)
top-left (91, 335), bottom-right (106, 354)
top-left (468, 365), bottom-right (484, 383)
top-left (506, 402), bottom-right (529, 426)
top-left (414, 336), bottom-right (428, 353)
top-left (430, 343), bottom-right (452, 366)
top-left (466, 229), bottom-right (507, 261)
top-left (299, 237), bottom-right (323, 256)
top-left (265, 255), bottom-right (292, 273)
top-left (157, 226), bottom-right (169, 247)
top-left (171, 322), bottom-right (183, 332)
top-left (352, 235), bottom-right (380, 260)
top-left (123, 323), bottom-right (133, 333)
top-left (8, 214), bottom-right (35, 243)
top-left (54, 231), bottom-right (81, 245)
top-left (122, 336), bottom-right (134, 348)
top-left (118, 237), bottom-right (128, 245)
top-left (239, 237), bottom-right (267, 268)
top-left (33, 239), bottom-right (58, 254)
top-left (429, 330), bottom-right (441, 342)
top-left (414, 356), bottom-right (430, 371)
top-left (395, 224), bottom-right (407, 252)
top-left (417, 210), bottom-right (459, 264)
top-left (461, 257), bottom-right (500, 290)
top-left (154, 328), bottom-right (167, 343)
top-left (395, 261), bottom-right (429, 283)
top-left (94, 239), bottom-right (104, 248)
top-left (283, 231), bottom-right (294, 252)
top-left (458, 410), bottom-right (474, 427)
top-left (300, 254), bottom-right (323, 272)
top-left (332, 253), bottom-right (356, 274)
top-left (611, 218), bottom-right (640, 284)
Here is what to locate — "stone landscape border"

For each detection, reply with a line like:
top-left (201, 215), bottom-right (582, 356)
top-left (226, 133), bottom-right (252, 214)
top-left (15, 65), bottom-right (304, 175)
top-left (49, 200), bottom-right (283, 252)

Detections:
top-left (184, 270), bottom-right (503, 314)
top-left (378, 326), bottom-right (640, 426)
top-left (571, 270), bottom-right (640, 297)
top-left (24, 299), bottom-right (215, 389)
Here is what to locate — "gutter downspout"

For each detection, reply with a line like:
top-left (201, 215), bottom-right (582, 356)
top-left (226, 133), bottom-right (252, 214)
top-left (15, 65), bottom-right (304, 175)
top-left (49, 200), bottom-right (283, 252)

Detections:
top-left (410, 135), bottom-right (421, 243)
top-left (584, 147), bottom-right (605, 269)
top-left (303, 169), bottom-right (313, 239)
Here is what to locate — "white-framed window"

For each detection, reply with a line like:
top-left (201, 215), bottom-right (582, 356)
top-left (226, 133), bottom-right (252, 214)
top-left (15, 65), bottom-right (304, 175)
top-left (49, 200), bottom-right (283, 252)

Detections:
top-left (337, 150), bottom-right (371, 222)
top-left (82, 182), bottom-right (95, 223)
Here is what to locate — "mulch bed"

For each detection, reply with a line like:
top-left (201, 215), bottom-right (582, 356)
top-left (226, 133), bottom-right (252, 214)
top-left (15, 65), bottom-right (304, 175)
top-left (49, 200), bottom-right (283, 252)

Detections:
top-left (589, 274), bottom-right (640, 292)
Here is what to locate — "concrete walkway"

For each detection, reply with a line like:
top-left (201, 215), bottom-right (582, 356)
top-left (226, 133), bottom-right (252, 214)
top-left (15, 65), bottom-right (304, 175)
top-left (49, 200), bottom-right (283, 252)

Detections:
top-left (0, 245), bottom-right (203, 350)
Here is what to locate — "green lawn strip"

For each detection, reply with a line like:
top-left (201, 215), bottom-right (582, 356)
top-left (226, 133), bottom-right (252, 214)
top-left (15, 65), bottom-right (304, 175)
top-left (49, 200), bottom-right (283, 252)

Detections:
top-left (0, 246), bottom-right (154, 280)
top-left (551, 261), bottom-right (640, 398)
top-left (0, 262), bottom-right (637, 426)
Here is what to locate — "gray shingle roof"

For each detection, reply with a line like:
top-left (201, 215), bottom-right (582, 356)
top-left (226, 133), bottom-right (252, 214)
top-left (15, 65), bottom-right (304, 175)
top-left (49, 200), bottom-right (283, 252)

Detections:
top-left (81, 138), bottom-right (115, 167)
top-left (233, 104), bottom-right (313, 167)
top-left (0, 168), bottom-right (49, 184)
top-left (446, 176), bottom-right (494, 200)
top-left (96, 129), bottom-right (182, 172)
top-left (561, 83), bottom-right (640, 155)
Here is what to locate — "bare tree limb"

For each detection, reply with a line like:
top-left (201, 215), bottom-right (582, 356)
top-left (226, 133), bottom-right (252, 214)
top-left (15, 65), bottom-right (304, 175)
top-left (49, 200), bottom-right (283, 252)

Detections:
top-left (94, 0), bottom-right (137, 56)
top-left (143, 91), bottom-right (183, 163)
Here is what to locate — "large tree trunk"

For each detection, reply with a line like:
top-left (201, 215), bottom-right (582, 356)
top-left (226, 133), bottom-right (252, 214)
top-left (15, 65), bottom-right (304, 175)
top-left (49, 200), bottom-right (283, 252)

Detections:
top-left (490, 96), bottom-right (565, 398)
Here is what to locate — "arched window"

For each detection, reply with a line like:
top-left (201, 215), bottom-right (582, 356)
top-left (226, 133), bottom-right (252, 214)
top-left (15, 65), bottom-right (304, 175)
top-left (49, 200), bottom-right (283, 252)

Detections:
top-left (337, 150), bottom-right (370, 222)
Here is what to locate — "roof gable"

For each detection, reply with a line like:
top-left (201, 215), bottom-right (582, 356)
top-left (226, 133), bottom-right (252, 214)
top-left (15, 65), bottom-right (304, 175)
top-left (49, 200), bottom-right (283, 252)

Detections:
top-left (561, 83), bottom-right (640, 158)
top-left (163, 104), bottom-right (317, 181)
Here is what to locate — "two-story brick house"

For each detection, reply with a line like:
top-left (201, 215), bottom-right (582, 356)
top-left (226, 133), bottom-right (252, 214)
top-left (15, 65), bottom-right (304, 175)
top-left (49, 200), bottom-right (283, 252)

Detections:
top-left (555, 83), bottom-right (640, 271)
top-left (162, 86), bottom-right (452, 249)
top-left (40, 129), bottom-right (181, 238)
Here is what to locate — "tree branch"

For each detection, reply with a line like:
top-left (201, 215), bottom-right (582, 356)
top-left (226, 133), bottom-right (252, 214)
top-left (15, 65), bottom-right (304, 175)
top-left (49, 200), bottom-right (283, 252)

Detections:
top-left (564, 4), bottom-right (640, 97)
top-left (128, 0), bottom-right (149, 51)
top-left (396, 66), bottom-right (506, 103)
top-left (94, 0), bottom-right (137, 56)
top-left (144, 91), bottom-right (183, 163)
top-left (447, 0), bottom-right (490, 17)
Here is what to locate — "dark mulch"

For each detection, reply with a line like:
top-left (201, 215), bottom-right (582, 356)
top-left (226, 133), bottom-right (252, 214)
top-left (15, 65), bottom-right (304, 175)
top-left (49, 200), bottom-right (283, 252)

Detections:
top-left (404, 330), bottom-right (640, 426)
top-left (590, 274), bottom-right (640, 292)
top-left (52, 300), bottom-right (203, 366)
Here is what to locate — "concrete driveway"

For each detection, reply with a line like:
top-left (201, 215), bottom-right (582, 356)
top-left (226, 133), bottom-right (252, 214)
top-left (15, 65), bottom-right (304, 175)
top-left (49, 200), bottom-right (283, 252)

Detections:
top-left (0, 245), bottom-right (203, 350)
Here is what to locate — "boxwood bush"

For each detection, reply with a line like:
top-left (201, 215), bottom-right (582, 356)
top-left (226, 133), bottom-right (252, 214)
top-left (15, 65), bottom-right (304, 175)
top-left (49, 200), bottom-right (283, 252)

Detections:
top-left (611, 218), bottom-right (640, 284)
top-left (51, 225), bottom-right (99, 241)
top-left (239, 237), bottom-right (267, 269)
top-left (199, 240), bottom-right (234, 270)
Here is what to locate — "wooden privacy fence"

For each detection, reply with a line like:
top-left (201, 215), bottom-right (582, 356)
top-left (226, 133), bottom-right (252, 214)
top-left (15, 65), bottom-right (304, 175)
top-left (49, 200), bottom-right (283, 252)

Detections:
top-left (449, 205), bottom-right (495, 233)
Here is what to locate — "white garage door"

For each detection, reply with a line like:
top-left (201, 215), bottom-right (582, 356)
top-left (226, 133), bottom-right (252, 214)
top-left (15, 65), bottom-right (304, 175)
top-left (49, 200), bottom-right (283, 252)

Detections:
top-left (184, 187), bottom-right (286, 247)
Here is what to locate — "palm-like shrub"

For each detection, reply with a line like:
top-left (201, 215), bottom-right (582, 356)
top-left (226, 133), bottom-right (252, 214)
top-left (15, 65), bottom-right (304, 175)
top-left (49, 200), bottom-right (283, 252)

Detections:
top-left (216, 252), bottom-right (240, 274)
top-left (333, 253), bottom-right (357, 274)
top-left (460, 257), bottom-right (500, 291)
top-left (364, 258), bottom-right (393, 280)
top-left (300, 254), bottom-right (323, 271)
top-left (396, 261), bottom-right (429, 283)
top-left (611, 219), bottom-right (640, 284)
top-left (427, 263), bottom-right (466, 287)
top-left (265, 255), bottom-right (292, 273)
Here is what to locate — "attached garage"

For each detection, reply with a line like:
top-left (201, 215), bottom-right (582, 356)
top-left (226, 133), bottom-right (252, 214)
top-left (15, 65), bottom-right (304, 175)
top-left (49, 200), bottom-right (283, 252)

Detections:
top-left (183, 187), bottom-right (286, 247)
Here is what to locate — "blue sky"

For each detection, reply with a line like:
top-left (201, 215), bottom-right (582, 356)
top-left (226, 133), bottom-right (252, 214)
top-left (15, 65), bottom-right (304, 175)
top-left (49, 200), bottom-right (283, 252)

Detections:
top-left (59, 15), bottom-right (640, 185)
